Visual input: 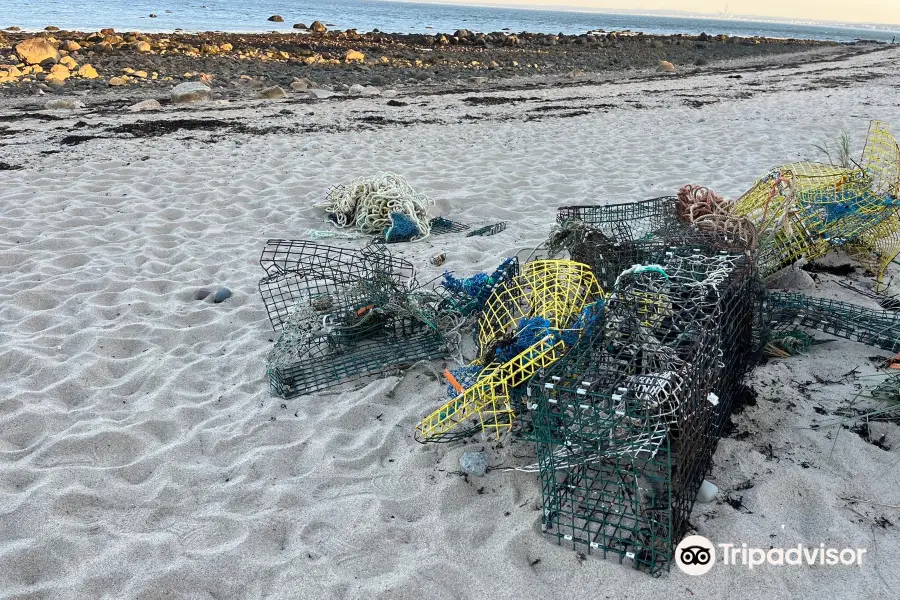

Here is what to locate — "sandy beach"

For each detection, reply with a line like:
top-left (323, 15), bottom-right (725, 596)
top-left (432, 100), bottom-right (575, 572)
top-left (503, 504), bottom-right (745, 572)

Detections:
top-left (1, 36), bottom-right (899, 599)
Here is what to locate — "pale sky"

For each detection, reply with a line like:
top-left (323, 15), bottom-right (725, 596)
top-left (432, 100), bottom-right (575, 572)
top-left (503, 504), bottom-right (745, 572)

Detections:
top-left (429, 1), bottom-right (900, 26)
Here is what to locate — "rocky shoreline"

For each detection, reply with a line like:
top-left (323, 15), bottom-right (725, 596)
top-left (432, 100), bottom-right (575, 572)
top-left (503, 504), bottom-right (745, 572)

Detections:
top-left (0, 26), bottom-right (859, 102)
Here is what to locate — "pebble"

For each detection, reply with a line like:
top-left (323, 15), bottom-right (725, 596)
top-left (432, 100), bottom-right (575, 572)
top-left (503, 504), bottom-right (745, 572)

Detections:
top-left (430, 253), bottom-right (446, 266)
top-left (257, 85), bottom-right (287, 99)
top-left (44, 98), bottom-right (82, 110)
top-left (194, 288), bottom-right (213, 300)
top-left (459, 451), bottom-right (488, 477)
top-left (128, 99), bottom-right (162, 112)
top-left (171, 81), bottom-right (212, 103)
top-left (302, 141), bottom-right (322, 151)
top-left (657, 60), bottom-right (676, 73)
top-left (307, 88), bottom-right (338, 100)
top-left (696, 480), bottom-right (718, 503)
top-left (211, 287), bottom-right (232, 303)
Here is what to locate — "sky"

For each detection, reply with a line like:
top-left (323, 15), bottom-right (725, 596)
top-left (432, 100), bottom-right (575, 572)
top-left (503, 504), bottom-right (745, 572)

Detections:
top-left (417, 1), bottom-right (900, 26)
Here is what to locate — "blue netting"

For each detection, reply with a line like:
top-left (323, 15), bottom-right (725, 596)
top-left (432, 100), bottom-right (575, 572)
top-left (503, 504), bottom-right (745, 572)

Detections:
top-left (560, 300), bottom-right (606, 346)
top-left (495, 317), bottom-right (554, 363)
top-left (384, 211), bottom-right (421, 243)
top-left (446, 365), bottom-right (485, 399)
top-left (442, 257), bottom-right (517, 315)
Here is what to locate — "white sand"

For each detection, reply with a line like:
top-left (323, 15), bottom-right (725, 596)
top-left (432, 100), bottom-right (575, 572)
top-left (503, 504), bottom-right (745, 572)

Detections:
top-left (2, 46), bottom-right (900, 599)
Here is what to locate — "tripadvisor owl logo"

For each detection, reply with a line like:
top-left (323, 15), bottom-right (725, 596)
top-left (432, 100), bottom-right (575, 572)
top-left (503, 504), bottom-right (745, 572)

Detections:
top-left (675, 535), bottom-right (716, 575)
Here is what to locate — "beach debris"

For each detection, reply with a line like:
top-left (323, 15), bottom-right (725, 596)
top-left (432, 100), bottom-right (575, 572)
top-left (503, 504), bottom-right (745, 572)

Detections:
top-left (459, 451), bottom-right (489, 477)
top-left (416, 260), bottom-right (603, 443)
top-left (15, 38), bottom-right (59, 65)
top-left (171, 81), bottom-right (212, 103)
top-left (466, 222), bottom-right (507, 237)
top-left (211, 287), bottom-right (232, 303)
top-left (696, 480), bottom-right (719, 503)
top-left (429, 217), bottom-right (470, 235)
top-left (321, 172), bottom-right (433, 241)
top-left (439, 257), bottom-right (518, 317)
top-left (431, 253), bottom-right (446, 266)
top-left (531, 248), bottom-right (758, 574)
top-left (260, 241), bottom-right (455, 398)
top-left (763, 328), bottom-right (818, 357)
top-left (733, 120), bottom-right (900, 293)
top-left (384, 212), bottom-right (422, 243)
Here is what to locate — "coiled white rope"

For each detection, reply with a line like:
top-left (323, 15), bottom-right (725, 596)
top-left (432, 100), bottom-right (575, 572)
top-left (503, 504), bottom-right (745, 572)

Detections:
top-left (321, 172), bottom-right (434, 239)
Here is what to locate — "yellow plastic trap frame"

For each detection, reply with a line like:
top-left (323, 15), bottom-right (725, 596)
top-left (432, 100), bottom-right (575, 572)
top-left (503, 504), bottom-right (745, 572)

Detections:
top-left (415, 260), bottom-right (603, 443)
top-left (733, 121), bottom-right (900, 290)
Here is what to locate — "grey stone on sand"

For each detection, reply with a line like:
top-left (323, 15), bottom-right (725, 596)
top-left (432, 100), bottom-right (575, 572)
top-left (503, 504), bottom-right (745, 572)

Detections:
top-left (307, 88), bottom-right (338, 100)
top-left (257, 85), bottom-right (287, 99)
top-left (211, 287), bottom-right (232, 303)
top-left (194, 288), bottom-right (212, 300)
top-left (44, 98), bottom-right (83, 110)
top-left (171, 81), bottom-right (212, 104)
top-left (348, 84), bottom-right (380, 97)
top-left (459, 451), bottom-right (488, 477)
top-left (766, 268), bottom-right (815, 290)
top-left (128, 99), bottom-right (162, 112)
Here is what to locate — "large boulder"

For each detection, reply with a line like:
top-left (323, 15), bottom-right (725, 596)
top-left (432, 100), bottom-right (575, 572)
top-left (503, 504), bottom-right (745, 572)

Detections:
top-left (344, 49), bottom-right (365, 62)
top-left (309, 21), bottom-right (327, 33)
top-left (60, 40), bottom-right (81, 52)
top-left (268, 15), bottom-right (284, 23)
top-left (293, 23), bottom-right (308, 30)
top-left (77, 63), bottom-right (99, 79)
top-left (171, 81), bottom-right (212, 103)
top-left (16, 38), bottom-right (60, 65)
top-left (257, 85), bottom-right (287, 99)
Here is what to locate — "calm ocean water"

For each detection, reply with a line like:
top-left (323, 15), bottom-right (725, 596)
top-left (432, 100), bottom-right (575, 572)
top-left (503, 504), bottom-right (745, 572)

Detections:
top-left (4, 0), bottom-right (899, 42)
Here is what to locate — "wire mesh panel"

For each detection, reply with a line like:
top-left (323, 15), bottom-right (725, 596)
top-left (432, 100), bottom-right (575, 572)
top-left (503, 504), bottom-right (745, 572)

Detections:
top-left (763, 292), bottom-right (900, 353)
top-left (260, 241), bottom-right (454, 398)
top-left (529, 250), bottom-right (759, 574)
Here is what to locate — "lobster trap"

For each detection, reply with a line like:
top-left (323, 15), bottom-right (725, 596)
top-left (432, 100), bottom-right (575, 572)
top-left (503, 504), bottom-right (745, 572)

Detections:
top-left (259, 240), bottom-right (451, 398)
top-left (528, 249), bottom-right (759, 574)
top-left (733, 121), bottom-right (900, 291)
top-left (553, 196), bottom-right (756, 291)
top-left (415, 260), bottom-right (604, 443)
top-left (763, 292), bottom-right (900, 354)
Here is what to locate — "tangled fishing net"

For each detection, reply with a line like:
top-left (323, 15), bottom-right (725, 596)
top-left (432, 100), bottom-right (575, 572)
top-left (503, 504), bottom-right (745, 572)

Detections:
top-left (677, 184), bottom-right (759, 250)
top-left (322, 172), bottom-right (434, 240)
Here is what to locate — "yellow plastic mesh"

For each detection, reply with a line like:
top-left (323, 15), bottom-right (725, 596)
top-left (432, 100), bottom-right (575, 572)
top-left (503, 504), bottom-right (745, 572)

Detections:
top-left (733, 121), bottom-right (900, 286)
top-left (416, 260), bottom-right (603, 442)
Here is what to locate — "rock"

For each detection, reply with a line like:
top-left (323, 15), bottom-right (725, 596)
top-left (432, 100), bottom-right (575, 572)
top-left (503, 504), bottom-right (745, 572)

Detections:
top-left (459, 451), bottom-right (488, 477)
top-left (133, 40), bottom-right (152, 53)
top-left (128, 99), bottom-right (162, 112)
top-left (220, 42), bottom-right (233, 52)
top-left (44, 98), bottom-right (83, 110)
top-left (290, 77), bottom-right (311, 91)
top-left (454, 29), bottom-right (471, 39)
top-left (696, 480), bottom-right (718, 503)
top-left (77, 63), bottom-right (99, 79)
top-left (171, 81), bottom-right (212, 103)
top-left (307, 88), bottom-right (338, 100)
top-left (194, 288), bottom-right (212, 300)
top-left (472, 76), bottom-right (488, 84)
top-left (211, 287), bottom-right (232, 303)
top-left (149, 13), bottom-right (157, 18)
top-left (59, 55), bottom-right (78, 69)
top-left (134, 70), bottom-right (148, 78)
top-left (302, 141), bottom-right (322, 151)
top-left (767, 267), bottom-right (815, 290)
top-left (381, 89), bottom-right (398, 98)
top-left (100, 28), bottom-right (116, 35)
top-left (267, 15), bottom-right (284, 22)
top-left (257, 85), bottom-right (286, 99)
top-left (60, 40), bottom-right (81, 52)
top-left (45, 25), bottom-right (60, 32)
top-left (656, 60), bottom-right (676, 73)
top-left (46, 64), bottom-right (70, 83)
top-left (15, 38), bottom-right (60, 65)
top-left (293, 23), bottom-right (308, 29)
top-left (108, 76), bottom-right (128, 86)
top-left (504, 34), bottom-right (519, 46)
top-left (348, 84), bottom-right (380, 96)
top-left (310, 21), bottom-right (327, 33)
top-left (344, 49), bottom-right (365, 62)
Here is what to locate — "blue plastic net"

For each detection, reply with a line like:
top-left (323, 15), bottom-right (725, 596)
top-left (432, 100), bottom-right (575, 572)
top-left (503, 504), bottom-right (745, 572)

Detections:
top-left (384, 211), bottom-right (421, 243)
top-left (442, 257), bottom-right (518, 315)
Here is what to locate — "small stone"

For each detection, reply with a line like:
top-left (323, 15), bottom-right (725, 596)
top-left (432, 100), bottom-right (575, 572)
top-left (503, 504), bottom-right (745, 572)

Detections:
top-left (430, 253), bottom-right (446, 266)
top-left (381, 90), bottom-right (398, 98)
top-left (267, 15), bottom-right (284, 22)
top-left (257, 85), bottom-right (287, 99)
top-left (310, 21), bottom-right (327, 33)
top-left (45, 25), bottom-right (60, 32)
top-left (293, 23), bottom-right (308, 30)
top-left (15, 38), bottom-right (60, 65)
top-left (290, 78), bottom-right (310, 91)
top-left (656, 60), bottom-right (676, 73)
top-left (348, 84), bottom-right (380, 96)
top-left (128, 99), bottom-right (162, 112)
top-left (44, 98), bottom-right (83, 110)
top-left (77, 63), bottom-right (98, 79)
top-left (472, 76), bottom-right (488, 84)
top-left (220, 42), bottom-right (233, 52)
top-left (149, 13), bottom-right (157, 18)
top-left (345, 49), bottom-right (365, 63)
top-left (307, 88), bottom-right (337, 100)
top-left (194, 288), bottom-right (212, 300)
top-left (767, 267), bottom-right (815, 290)
top-left (171, 81), bottom-right (212, 103)
top-left (59, 55), bottom-right (78, 69)
top-left (133, 41), bottom-right (152, 53)
top-left (60, 40), bottom-right (81, 52)
top-left (459, 451), bottom-right (488, 477)
top-left (211, 287), bottom-right (232, 303)
top-left (696, 480), bottom-right (718, 503)
top-left (108, 75), bottom-right (128, 86)
top-left (302, 141), bottom-right (322, 151)
top-left (47, 64), bottom-right (70, 82)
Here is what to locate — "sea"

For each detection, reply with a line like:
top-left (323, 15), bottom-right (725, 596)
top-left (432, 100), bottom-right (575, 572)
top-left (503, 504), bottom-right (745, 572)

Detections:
top-left (4, 0), bottom-right (900, 43)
